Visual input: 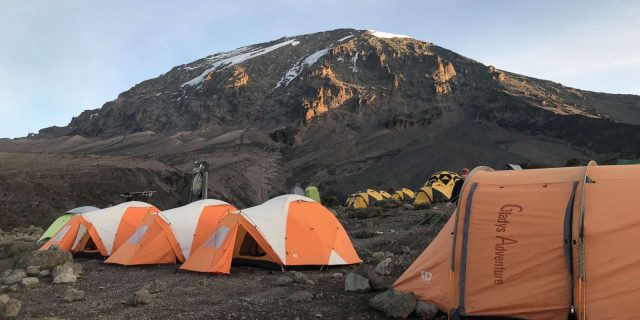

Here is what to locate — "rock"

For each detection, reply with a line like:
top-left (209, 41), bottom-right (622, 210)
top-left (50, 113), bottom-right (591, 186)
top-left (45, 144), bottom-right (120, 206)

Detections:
top-left (273, 276), bottom-right (293, 286)
top-left (372, 251), bottom-right (394, 261)
top-left (63, 288), bottom-right (85, 302)
top-left (52, 264), bottom-right (76, 284)
top-left (331, 272), bottom-right (344, 279)
top-left (20, 277), bottom-right (38, 288)
top-left (130, 288), bottom-right (152, 306)
top-left (38, 270), bottom-right (51, 277)
top-left (25, 266), bottom-right (40, 277)
top-left (196, 279), bottom-right (208, 287)
top-left (350, 207), bottom-right (382, 219)
top-left (289, 290), bottom-right (314, 302)
top-left (3, 270), bottom-right (26, 285)
top-left (143, 280), bottom-right (168, 294)
top-left (375, 258), bottom-right (393, 275)
top-left (2, 298), bottom-right (21, 317)
top-left (344, 272), bottom-right (370, 292)
top-left (314, 313), bottom-right (323, 318)
top-left (369, 290), bottom-right (417, 318)
top-left (0, 293), bottom-right (9, 304)
top-left (7, 241), bottom-right (39, 258)
top-left (402, 204), bottom-right (415, 210)
top-left (14, 250), bottom-right (72, 270)
top-left (400, 246), bottom-right (411, 255)
top-left (289, 271), bottom-right (309, 284)
top-left (7, 284), bottom-right (19, 293)
top-left (415, 301), bottom-right (439, 319)
top-left (356, 265), bottom-right (388, 291)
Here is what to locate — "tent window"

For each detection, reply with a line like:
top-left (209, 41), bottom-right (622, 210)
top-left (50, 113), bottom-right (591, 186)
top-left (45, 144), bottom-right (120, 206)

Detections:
top-left (239, 233), bottom-right (266, 257)
top-left (52, 225), bottom-right (71, 242)
top-left (204, 227), bottom-right (230, 249)
top-left (127, 226), bottom-right (148, 244)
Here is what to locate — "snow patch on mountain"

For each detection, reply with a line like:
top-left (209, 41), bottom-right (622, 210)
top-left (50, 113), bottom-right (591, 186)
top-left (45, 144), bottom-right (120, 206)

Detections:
top-left (182, 39), bottom-right (299, 87)
top-left (275, 48), bottom-right (330, 88)
top-left (351, 52), bottom-right (359, 72)
top-left (337, 35), bottom-right (354, 42)
top-left (367, 30), bottom-right (410, 39)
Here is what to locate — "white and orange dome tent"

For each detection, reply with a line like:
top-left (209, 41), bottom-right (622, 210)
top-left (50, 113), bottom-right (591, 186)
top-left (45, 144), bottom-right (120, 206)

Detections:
top-left (106, 199), bottom-right (237, 265)
top-left (180, 195), bottom-right (361, 274)
top-left (40, 201), bottom-right (158, 256)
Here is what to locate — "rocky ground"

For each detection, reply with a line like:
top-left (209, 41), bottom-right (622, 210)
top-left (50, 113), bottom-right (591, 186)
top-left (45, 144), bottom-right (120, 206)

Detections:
top-left (0, 203), bottom-right (454, 319)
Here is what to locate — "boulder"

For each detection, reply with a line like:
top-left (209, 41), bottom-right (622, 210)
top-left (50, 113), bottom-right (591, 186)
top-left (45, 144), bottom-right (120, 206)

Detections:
top-left (1, 298), bottom-right (21, 317)
top-left (371, 251), bottom-right (394, 262)
top-left (415, 301), bottom-right (439, 320)
top-left (130, 288), bottom-right (152, 306)
top-left (52, 264), bottom-right (76, 284)
top-left (375, 258), bottom-right (393, 275)
top-left (25, 266), bottom-right (40, 277)
top-left (0, 293), bottom-right (9, 304)
top-left (2, 270), bottom-right (26, 285)
top-left (7, 242), bottom-right (39, 258)
top-left (63, 289), bottom-right (85, 302)
top-left (331, 272), bottom-right (344, 279)
top-left (273, 276), bottom-right (294, 286)
top-left (344, 272), bottom-right (370, 292)
top-left (369, 290), bottom-right (417, 318)
top-left (356, 265), bottom-right (388, 291)
top-left (289, 271), bottom-right (309, 284)
top-left (289, 290), bottom-right (314, 302)
top-left (38, 270), bottom-right (51, 277)
top-left (14, 250), bottom-right (72, 270)
top-left (20, 277), bottom-right (39, 288)
top-left (143, 280), bottom-right (168, 294)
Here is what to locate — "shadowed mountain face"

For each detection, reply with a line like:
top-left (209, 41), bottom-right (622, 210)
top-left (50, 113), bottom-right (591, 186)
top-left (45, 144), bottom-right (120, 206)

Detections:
top-left (1, 28), bottom-right (639, 228)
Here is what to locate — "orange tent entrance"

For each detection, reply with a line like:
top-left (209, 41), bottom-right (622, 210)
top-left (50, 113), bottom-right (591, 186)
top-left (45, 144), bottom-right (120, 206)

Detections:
top-left (39, 201), bottom-right (158, 256)
top-left (106, 200), bottom-right (237, 266)
top-left (181, 195), bottom-right (362, 274)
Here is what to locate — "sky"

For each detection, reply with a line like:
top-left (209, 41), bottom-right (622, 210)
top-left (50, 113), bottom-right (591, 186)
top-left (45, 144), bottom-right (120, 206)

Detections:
top-left (1, 0), bottom-right (639, 138)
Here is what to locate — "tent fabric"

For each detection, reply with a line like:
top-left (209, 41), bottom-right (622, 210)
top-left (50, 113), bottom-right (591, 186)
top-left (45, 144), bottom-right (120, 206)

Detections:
top-left (40, 201), bottom-right (158, 256)
top-left (413, 186), bottom-right (448, 206)
top-left (346, 189), bottom-right (385, 208)
top-left (394, 164), bottom-right (640, 320)
top-left (379, 190), bottom-right (392, 198)
top-left (413, 171), bottom-right (463, 206)
top-left (38, 206), bottom-right (100, 242)
top-left (181, 195), bottom-right (361, 274)
top-left (106, 199), bottom-right (236, 265)
top-left (304, 186), bottom-right (321, 202)
top-left (391, 188), bottom-right (415, 202)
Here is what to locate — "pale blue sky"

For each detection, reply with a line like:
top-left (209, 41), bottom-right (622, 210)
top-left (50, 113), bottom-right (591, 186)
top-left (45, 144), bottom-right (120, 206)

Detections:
top-left (1, 0), bottom-right (638, 138)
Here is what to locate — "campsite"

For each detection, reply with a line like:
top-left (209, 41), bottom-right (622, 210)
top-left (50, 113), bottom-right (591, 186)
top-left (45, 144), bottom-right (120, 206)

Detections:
top-left (2, 1), bottom-right (640, 319)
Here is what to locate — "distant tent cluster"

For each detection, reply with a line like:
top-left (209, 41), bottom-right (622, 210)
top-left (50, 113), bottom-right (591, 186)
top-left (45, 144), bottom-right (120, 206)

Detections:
top-left (40, 195), bottom-right (361, 274)
top-left (345, 171), bottom-right (464, 209)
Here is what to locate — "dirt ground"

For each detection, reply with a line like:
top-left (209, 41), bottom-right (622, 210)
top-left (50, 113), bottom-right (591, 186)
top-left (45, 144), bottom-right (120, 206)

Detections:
top-left (1, 204), bottom-right (454, 319)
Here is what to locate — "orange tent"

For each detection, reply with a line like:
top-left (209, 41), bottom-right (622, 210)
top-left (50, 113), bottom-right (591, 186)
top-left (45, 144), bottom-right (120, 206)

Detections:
top-left (394, 163), bottom-right (640, 320)
top-left (181, 195), bottom-right (361, 274)
top-left (106, 200), bottom-right (236, 265)
top-left (40, 201), bottom-right (158, 256)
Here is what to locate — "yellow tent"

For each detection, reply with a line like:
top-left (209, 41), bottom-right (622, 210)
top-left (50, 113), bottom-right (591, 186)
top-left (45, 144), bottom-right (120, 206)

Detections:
top-left (391, 188), bottom-right (416, 201)
top-left (414, 171), bottom-right (462, 206)
top-left (347, 189), bottom-right (385, 208)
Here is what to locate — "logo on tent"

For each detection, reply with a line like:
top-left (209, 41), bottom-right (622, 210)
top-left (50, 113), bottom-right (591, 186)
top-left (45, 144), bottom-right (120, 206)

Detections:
top-left (420, 270), bottom-right (432, 284)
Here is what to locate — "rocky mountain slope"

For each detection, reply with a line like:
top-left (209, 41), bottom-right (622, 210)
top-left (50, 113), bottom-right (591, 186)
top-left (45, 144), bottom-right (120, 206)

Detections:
top-left (1, 28), bottom-right (639, 228)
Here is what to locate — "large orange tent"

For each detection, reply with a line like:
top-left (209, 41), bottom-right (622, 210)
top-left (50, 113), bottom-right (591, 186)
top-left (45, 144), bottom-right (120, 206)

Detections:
top-left (394, 163), bottom-right (640, 320)
top-left (106, 199), bottom-right (237, 265)
top-left (181, 195), bottom-right (361, 274)
top-left (40, 201), bottom-right (158, 256)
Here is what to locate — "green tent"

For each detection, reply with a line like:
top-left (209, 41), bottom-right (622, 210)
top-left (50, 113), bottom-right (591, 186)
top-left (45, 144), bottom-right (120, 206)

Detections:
top-left (304, 186), bottom-right (321, 202)
top-left (38, 206), bottom-right (99, 243)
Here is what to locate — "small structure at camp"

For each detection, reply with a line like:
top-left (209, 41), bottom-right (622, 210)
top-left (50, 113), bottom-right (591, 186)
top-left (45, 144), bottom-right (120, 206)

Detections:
top-left (414, 171), bottom-right (462, 206)
top-left (106, 199), bottom-right (237, 266)
top-left (180, 195), bottom-right (361, 274)
top-left (394, 163), bottom-right (640, 319)
top-left (391, 188), bottom-right (415, 202)
top-left (38, 206), bottom-right (99, 243)
top-left (40, 201), bottom-right (158, 256)
top-left (346, 189), bottom-right (385, 208)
